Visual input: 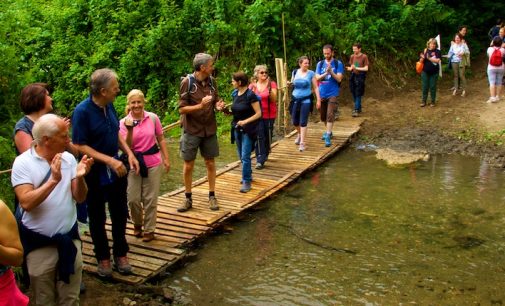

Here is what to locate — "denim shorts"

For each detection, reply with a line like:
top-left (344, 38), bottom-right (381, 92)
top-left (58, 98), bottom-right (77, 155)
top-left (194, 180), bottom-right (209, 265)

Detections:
top-left (487, 68), bottom-right (505, 86)
top-left (180, 132), bottom-right (219, 161)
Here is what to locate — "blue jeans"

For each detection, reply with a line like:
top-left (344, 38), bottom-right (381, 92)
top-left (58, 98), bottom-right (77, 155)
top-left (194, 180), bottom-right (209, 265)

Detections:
top-left (352, 95), bottom-right (362, 111)
top-left (234, 130), bottom-right (254, 182)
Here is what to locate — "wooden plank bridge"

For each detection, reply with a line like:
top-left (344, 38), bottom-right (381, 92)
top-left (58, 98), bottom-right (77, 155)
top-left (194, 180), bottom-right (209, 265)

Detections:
top-left (81, 118), bottom-right (365, 284)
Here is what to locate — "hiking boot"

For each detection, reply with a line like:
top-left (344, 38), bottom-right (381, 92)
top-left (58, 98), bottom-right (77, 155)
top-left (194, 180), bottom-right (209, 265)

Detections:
top-left (255, 163), bottom-right (264, 170)
top-left (209, 196), bottom-right (219, 211)
top-left (133, 225), bottom-right (142, 238)
top-left (294, 135), bottom-right (300, 145)
top-left (114, 256), bottom-right (132, 275)
top-left (324, 133), bottom-right (331, 147)
top-left (97, 259), bottom-right (112, 278)
top-left (142, 232), bottom-right (155, 242)
top-left (177, 198), bottom-right (192, 212)
top-left (240, 181), bottom-right (252, 193)
top-left (352, 110), bottom-right (359, 117)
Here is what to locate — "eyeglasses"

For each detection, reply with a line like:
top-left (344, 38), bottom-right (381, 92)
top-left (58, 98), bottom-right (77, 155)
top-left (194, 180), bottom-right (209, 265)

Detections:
top-left (259, 71), bottom-right (267, 75)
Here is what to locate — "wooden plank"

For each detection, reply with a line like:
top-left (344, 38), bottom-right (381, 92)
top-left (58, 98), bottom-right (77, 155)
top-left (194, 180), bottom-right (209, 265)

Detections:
top-left (82, 120), bottom-right (364, 284)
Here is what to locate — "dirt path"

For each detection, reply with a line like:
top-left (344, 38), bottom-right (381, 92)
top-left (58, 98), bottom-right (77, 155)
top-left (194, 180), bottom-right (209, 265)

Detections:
top-left (348, 53), bottom-right (505, 166)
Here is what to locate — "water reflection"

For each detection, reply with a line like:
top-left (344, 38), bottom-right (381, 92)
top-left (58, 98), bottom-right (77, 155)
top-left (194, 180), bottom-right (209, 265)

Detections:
top-left (163, 149), bottom-right (505, 305)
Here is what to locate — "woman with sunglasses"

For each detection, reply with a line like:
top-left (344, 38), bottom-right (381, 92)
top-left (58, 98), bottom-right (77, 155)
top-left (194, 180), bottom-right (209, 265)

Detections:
top-left (249, 65), bottom-right (277, 170)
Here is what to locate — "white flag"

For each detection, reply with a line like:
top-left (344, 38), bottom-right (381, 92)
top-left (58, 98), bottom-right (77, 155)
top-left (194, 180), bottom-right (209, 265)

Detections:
top-left (435, 34), bottom-right (442, 77)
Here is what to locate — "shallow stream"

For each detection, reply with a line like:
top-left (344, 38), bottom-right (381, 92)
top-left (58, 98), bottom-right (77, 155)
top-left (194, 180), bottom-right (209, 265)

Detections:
top-left (160, 142), bottom-right (505, 305)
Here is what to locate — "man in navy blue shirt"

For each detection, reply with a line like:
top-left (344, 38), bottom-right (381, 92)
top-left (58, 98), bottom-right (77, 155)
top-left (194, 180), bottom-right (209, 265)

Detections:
top-left (72, 68), bottom-right (139, 278)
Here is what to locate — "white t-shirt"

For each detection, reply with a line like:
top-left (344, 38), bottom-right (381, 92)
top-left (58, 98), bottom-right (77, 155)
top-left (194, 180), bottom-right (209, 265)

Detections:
top-left (11, 148), bottom-right (77, 237)
top-left (487, 47), bottom-right (505, 70)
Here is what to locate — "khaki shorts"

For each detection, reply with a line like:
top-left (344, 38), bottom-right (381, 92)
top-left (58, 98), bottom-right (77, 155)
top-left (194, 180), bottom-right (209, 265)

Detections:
top-left (180, 132), bottom-right (219, 161)
top-left (320, 96), bottom-right (338, 122)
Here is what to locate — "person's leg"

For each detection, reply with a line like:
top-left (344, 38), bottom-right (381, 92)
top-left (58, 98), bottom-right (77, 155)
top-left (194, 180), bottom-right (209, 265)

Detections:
top-left (179, 132), bottom-right (200, 194)
top-left (354, 96), bottom-right (362, 113)
top-left (429, 73), bottom-right (438, 104)
top-left (241, 133), bottom-right (254, 179)
top-left (183, 160), bottom-right (195, 193)
top-left (200, 133), bottom-right (219, 195)
top-left (452, 62), bottom-right (459, 94)
top-left (265, 118), bottom-right (274, 160)
top-left (107, 177), bottom-right (129, 258)
top-left (57, 240), bottom-right (82, 306)
top-left (496, 69), bottom-right (504, 99)
top-left (205, 158), bottom-right (216, 193)
top-left (235, 129), bottom-right (243, 160)
top-left (142, 165), bottom-right (163, 235)
top-left (85, 180), bottom-right (110, 261)
top-left (255, 119), bottom-right (267, 165)
top-left (324, 97), bottom-right (337, 146)
top-left (459, 64), bottom-right (466, 95)
top-left (421, 71), bottom-right (429, 105)
top-left (26, 246), bottom-right (58, 305)
top-left (299, 103), bottom-right (311, 150)
top-left (292, 104), bottom-right (301, 144)
top-left (127, 170), bottom-right (143, 231)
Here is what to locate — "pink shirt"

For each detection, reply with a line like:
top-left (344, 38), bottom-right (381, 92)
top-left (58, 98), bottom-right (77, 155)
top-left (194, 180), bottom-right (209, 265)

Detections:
top-left (249, 81), bottom-right (277, 119)
top-left (119, 111), bottom-right (163, 168)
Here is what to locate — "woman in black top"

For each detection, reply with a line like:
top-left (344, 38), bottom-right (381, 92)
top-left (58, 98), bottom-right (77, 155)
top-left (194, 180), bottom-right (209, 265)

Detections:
top-left (419, 38), bottom-right (442, 107)
top-left (230, 72), bottom-right (261, 193)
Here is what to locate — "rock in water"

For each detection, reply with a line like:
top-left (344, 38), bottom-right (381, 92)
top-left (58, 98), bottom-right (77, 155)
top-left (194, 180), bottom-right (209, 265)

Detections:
top-left (376, 148), bottom-right (429, 166)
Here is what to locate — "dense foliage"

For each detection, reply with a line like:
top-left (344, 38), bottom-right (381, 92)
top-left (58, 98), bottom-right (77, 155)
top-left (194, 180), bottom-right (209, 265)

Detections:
top-left (0, 0), bottom-right (502, 206)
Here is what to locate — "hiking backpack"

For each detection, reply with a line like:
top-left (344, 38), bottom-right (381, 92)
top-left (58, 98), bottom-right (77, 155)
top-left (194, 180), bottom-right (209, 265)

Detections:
top-left (181, 73), bottom-right (216, 100)
top-left (490, 48), bottom-right (503, 66)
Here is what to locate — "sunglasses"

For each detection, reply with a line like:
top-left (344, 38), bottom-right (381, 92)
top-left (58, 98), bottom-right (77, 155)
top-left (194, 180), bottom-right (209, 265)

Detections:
top-left (259, 71), bottom-right (268, 75)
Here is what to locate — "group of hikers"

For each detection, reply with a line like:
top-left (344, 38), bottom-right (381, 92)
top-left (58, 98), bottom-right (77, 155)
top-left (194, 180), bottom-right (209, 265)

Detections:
top-left (419, 22), bottom-right (505, 107)
top-left (0, 42), bottom-right (368, 305)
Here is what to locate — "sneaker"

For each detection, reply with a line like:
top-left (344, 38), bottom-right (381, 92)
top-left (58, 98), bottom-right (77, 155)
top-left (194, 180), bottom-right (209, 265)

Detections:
top-left (255, 163), bottom-right (264, 170)
top-left (486, 97), bottom-right (494, 103)
top-left (114, 256), bottom-right (132, 275)
top-left (299, 143), bottom-right (305, 152)
top-left (420, 102), bottom-right (426, 107)
top-left (239, 181), bottom-right (252, 193)
top-left (294, 135), bottom-right (300, 145)
top-left (452, 89), bottom-right (457, 96)
top-left (324, 133), bottom-right (331, 147)
top-left (430, 103), bottom-right (435, 107)
top-left (461, 90), bottom-right (466, 97)
top-left (321, 132), bottom-right (333, 140)
top-left (177, 198), bottom-right (192, 212)
top-left (492, 96), bottom-right (499, 103)
top-left (209, 196), bottom-right (219, 211)
top-left (97, 259), bottom-right (112, 278)
top-left (352, 110), bottom-right (359, 117)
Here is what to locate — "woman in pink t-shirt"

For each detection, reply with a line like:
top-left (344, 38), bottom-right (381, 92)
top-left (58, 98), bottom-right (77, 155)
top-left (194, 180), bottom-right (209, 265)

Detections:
top-left (249, 65), bottom-right (277, 169)
top-left (119, 90), bottom-right (170, 242)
